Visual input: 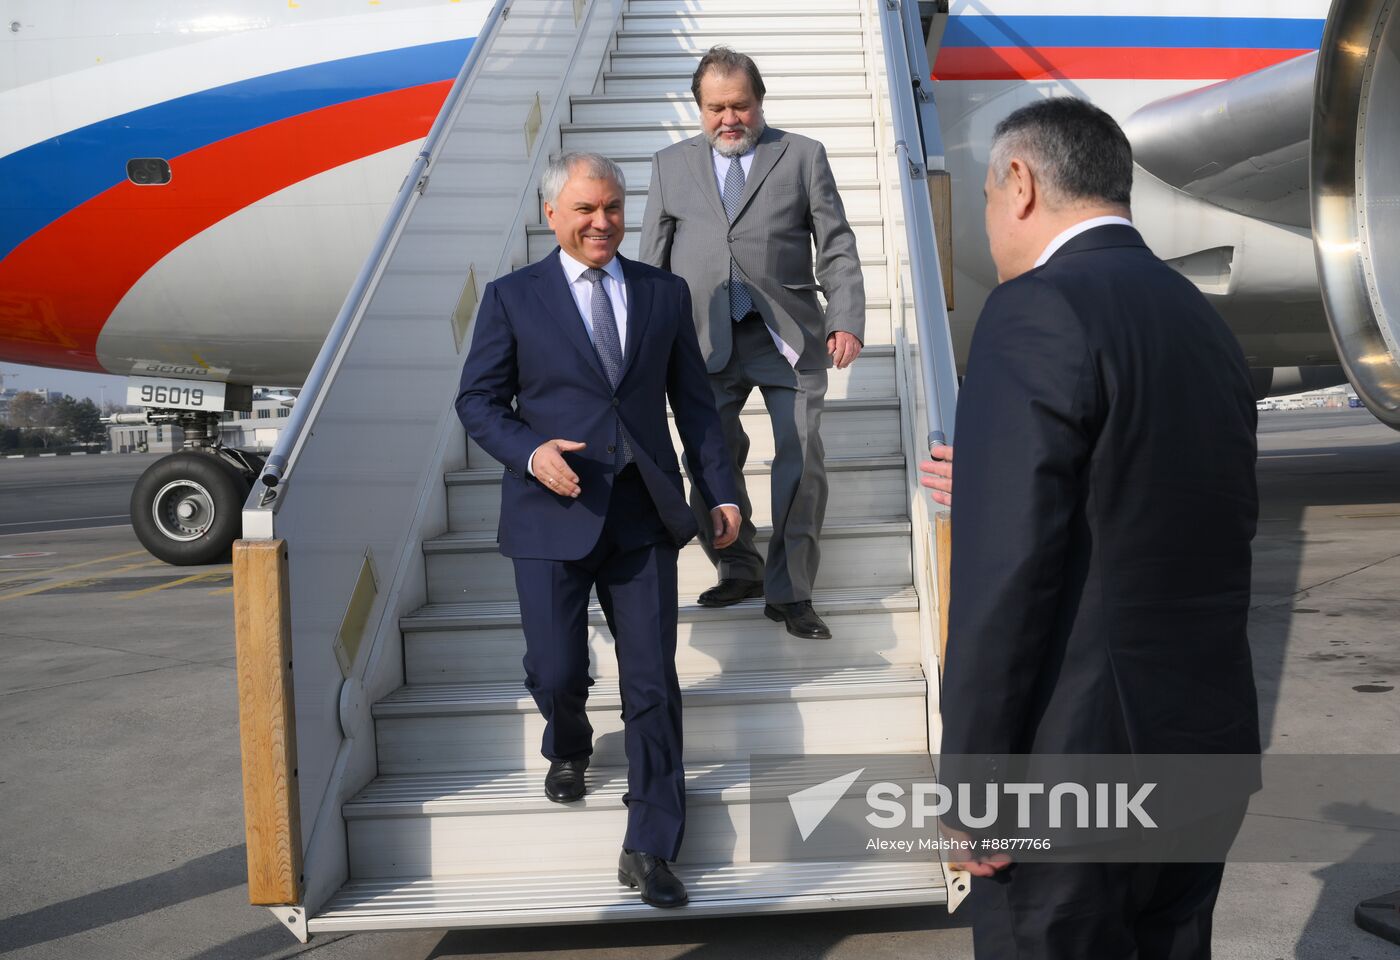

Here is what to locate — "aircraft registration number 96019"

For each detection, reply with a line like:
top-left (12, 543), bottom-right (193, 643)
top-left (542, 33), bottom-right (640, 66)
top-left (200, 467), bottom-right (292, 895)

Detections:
top-left (126, 376), bottom-right (228, 412)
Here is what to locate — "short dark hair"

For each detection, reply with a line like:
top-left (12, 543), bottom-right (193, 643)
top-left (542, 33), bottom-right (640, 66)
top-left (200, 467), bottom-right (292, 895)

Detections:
top-left (690, 46), bottom-right (766, 105)
top-left (990, 98), bottom-right (1133, 207)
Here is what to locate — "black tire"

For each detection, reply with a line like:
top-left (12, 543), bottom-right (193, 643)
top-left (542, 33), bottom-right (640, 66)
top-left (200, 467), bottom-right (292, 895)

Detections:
top-left (130, 452), bottom-right (250, 565)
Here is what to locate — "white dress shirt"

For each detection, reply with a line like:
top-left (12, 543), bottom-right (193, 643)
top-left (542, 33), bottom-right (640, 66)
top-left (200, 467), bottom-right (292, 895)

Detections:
top-left (711, 146), bottom-right (801, 368)
top-left (1034, 215), bottom-right (1136, 268)
top-left (558, 247), bottom-right (629, 354)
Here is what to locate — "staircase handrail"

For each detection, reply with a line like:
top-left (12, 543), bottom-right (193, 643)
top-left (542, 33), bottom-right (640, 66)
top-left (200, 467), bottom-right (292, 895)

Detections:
top-left (876, 0), bottom-right (959, 450)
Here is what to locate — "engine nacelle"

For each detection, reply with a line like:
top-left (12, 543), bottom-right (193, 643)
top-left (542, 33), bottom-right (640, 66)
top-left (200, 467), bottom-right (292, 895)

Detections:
top-left (1313, 0), bottom-right (1400, 429)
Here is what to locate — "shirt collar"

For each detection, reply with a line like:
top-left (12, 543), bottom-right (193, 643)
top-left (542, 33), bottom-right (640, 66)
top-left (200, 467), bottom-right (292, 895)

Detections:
top-left (558, 247), bottom-right (624, 284)
top-left (1034, 216), bottom-right (1136, 268)
top-left (713, 146), bottom-right (756, 164)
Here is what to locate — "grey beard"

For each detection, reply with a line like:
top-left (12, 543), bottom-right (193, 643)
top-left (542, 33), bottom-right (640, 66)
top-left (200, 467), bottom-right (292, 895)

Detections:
top-left (707, 121), bottom-right (764, 157)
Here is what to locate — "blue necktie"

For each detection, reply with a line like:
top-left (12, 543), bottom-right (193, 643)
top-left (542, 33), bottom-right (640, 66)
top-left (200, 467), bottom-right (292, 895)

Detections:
top-left (722, 157), bottom-right (755, 321)
top-left (582, 267), bottom-right (633, 467)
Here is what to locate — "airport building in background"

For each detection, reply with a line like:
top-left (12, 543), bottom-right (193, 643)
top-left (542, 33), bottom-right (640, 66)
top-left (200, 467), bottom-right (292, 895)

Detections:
top-left (107, 392), bottom-right (293, 454)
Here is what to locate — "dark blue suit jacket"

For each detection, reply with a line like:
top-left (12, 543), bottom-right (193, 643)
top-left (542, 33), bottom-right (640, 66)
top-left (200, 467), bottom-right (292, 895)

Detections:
top-left (940, 225), bottom-right (1261, 766)
top-left (455, 249), bottom-right (737, 560)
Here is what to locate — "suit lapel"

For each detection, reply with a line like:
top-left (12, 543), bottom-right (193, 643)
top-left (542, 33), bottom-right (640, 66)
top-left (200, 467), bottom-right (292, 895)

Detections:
top-left (734, 129), bottom-right (788, 222)
top-left (531, 248), bottom-right (609, 388)
top-left (685, 135), bottom-right (729, 225)
top-left (617, 254), bottom-right (651, 386)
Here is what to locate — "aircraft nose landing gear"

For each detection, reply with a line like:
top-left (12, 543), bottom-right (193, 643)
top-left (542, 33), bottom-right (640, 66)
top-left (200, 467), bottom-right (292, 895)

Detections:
top-left (132, 452), bottom-right (250, 565)
top-left (123, 408), bottom-right (266, 565)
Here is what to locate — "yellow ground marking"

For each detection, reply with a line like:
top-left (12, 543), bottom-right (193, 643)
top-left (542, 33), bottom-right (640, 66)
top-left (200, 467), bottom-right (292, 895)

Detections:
top-left (120, 567), bottom-right (231, 599)
top-left (208, 585), bottom-right (236, 596)
top-left (0, 559), bottom-right (166, 603)
top-left (0, 548), bottom-right (148, 582)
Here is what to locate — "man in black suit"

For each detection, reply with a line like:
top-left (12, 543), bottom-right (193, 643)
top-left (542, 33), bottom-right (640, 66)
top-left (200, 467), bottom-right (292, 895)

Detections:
top-left (919, 99), bottom-right (1260, 958)
top-left (456, 152), bottom-right (741, 908)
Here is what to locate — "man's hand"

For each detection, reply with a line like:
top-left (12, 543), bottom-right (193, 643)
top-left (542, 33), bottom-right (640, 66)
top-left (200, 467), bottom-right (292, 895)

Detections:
top-left (532, 439), bottom-right (585, 497)
top-left (711, 504), bottom-right (741, 549)
top-left (827, 331), bottom-right (863, 369)
top-left (917, 443), bottom-right (954, 506)
top-left (940, 823), bottom-right (1013, 877)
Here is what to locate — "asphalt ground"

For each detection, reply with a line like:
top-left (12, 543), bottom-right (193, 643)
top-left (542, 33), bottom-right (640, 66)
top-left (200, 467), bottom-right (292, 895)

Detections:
top-left (0, 408), bottom-right (1396, 959)
top-left (0, 453), bottom-right (160, 535)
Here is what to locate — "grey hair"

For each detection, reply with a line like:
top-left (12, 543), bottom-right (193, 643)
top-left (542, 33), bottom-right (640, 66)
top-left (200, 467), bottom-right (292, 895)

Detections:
top-left (541, 152), bottom-right (627, 206)
top-left (988, 97), bottom-right (1133, 208)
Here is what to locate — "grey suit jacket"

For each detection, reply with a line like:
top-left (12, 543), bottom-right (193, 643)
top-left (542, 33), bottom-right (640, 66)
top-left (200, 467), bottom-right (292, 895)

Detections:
top-left (639, 125), bottom-right (865, 373)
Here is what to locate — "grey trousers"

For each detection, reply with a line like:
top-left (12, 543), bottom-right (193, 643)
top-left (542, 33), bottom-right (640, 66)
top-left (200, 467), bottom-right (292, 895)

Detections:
top-left (687, 317), bottom-right (828, 604)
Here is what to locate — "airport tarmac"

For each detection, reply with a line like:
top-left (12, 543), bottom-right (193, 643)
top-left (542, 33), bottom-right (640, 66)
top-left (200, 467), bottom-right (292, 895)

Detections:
top-left (0, 407), bottom-right (1396, 959)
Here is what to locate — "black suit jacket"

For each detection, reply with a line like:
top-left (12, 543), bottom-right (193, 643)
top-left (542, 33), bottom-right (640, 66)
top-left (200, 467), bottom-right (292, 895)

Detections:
top-left (455, 250), bottom-right (738, 560)
top-left (940, 225), bottom-right (1261, 769)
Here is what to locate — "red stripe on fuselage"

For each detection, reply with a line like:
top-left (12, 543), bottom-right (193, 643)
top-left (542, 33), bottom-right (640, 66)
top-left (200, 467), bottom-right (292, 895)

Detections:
top-left (932, 47), bottom-right (1309, 81)
top-left (0, 80), bottom-right (450, 372)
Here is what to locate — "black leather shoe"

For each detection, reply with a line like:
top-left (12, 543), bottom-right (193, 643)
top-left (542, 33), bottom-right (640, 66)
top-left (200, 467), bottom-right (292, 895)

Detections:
top-left (764, 600), bottom-right (832, 639)
top-left (697, 577), bottom-right (764, 607)
top-left (543, 758), bottom-right (589, 803)
top-left (618, 848), bottom-right (689, 908)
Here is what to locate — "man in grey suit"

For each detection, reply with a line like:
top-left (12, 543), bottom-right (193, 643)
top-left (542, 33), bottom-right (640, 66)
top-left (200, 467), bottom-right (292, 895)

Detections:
top-left (640, 46), bottom-right (866, 639)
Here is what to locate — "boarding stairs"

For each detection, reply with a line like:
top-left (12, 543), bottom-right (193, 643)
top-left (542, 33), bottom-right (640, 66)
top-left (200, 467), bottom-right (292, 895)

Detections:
top-left (240, 0), bottom-right (958, 939)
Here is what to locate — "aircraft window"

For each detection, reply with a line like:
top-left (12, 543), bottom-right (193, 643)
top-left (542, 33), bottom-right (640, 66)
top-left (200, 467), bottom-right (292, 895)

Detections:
top-left (127, 158), bottom-right (172, 186)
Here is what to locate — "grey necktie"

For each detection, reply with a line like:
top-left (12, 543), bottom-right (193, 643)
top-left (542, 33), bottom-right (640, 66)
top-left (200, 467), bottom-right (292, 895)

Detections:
top-left (581, 267), bottom-right (633, 467)
top-left (722, 157), bottom-right (755, 321)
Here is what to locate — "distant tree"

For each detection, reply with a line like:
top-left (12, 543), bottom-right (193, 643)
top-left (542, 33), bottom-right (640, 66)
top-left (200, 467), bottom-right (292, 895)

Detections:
top-left (0, 426), bottom-right (20, 452)
top-left (20, 427), bottom-right (56, 450)
top-left (8, 391), bottom-right (48, 430)
top-left (52, 396), bottom-right (103, 442)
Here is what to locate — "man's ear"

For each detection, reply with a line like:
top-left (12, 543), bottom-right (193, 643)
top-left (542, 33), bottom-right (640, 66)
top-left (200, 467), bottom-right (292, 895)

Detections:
top-left (1008, 158), bottom-right (1036, 221)
top-left (542, 201), bottom-right (556, 229)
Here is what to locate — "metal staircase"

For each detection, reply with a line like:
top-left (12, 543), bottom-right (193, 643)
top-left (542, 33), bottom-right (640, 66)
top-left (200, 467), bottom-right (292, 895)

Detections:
top-left (240, 0), bottom-right (960, 939)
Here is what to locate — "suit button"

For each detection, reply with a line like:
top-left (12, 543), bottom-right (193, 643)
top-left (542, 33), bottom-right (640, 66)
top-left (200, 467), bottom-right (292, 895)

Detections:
top-left (611, 398), bottom-right (619, 407)
top-left (727, 236), bottom-right (735, 244)
top-left (607, 444), bottom-right (616, 453)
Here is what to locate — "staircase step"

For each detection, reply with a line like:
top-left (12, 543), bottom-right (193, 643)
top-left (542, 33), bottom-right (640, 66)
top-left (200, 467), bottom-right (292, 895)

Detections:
top-left (447, 447), bottom-right (906, 532)
top-left (466, 393), bottom-right (903, 474)
top-left (424, 516), bottom-right (913, 606)
top-left (602, 69), bottom-right (868, 96)
top-left (561, 119), bottom-right (874, 154)
top-left (604, 148), bottom-right (880, 190)
top-left (534, 180), bottom-right (883, 223)
top-left (374, 664), bottom-right (928, 773)
top-left (610, 47), bottom-right (867, 75)
top-left (616, 30), bottom-right (865, 53)
top-left (309, 860), bottom-right (946, 932)
top-left (570, 91), bottom-right (873, 125)
top-left (620, 13), bottom-right (862, 34)
top-left (668, 395), bottom-right (902, 459)
top-left (402, 584), bottom-right (920, 683)
top-left (344, 758), bottom-right (928, 877)
top-left (526, 218), bottom-right (887, 268)
top-left (627, 0), bottom-right (863, 13)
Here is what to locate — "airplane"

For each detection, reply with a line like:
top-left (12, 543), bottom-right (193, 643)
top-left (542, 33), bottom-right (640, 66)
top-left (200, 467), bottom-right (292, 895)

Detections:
top-left (2, 0), bottom-right (1396, 566)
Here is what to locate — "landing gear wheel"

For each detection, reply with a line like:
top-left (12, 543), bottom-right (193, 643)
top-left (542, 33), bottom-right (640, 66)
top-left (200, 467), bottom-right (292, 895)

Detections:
top-left (131, 452), bottom-right (249, 565)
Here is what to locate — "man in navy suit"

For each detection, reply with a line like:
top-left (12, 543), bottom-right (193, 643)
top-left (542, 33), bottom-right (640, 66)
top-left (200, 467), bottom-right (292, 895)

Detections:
top-left (456, 152), bottom-right (740, 909)
top-left (919, 99), bottom-right (1260, 958)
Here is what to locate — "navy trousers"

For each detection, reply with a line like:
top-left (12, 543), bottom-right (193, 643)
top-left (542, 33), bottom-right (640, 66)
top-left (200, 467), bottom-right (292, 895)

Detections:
top-left (969, 802), bottom-right (1247, 959)
top-left (512, 464), bottom-right (686, 860)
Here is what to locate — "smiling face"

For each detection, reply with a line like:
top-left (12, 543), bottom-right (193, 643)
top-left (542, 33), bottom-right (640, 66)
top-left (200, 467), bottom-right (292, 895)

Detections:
top-left (698, 69), bottom-right (765, 157)
top-left (543, 166), bottom-right (625, 268)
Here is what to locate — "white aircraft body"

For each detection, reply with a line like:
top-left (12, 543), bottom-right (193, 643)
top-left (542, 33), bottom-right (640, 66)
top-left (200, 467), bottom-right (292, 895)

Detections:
top-left (2, 0), bottom-right (1396, 562)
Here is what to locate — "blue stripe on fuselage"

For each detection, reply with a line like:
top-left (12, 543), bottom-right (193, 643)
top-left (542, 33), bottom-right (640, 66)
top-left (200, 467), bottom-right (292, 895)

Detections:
top-left (941, 16), bottom-right (1325, 50)
top-left (0, 37), bottom-right (472, 260)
